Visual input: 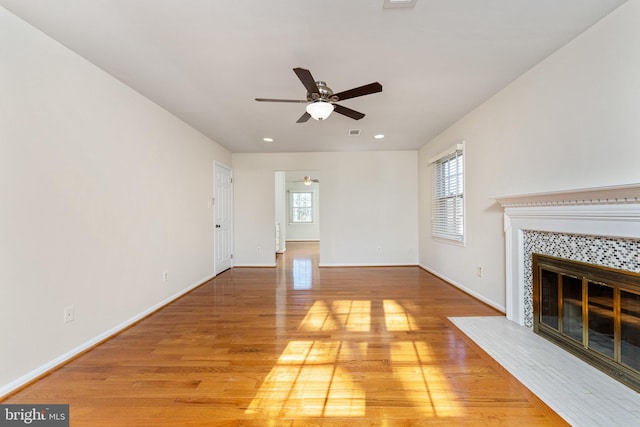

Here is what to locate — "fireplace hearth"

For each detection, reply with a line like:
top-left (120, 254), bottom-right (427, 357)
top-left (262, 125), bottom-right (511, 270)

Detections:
top-left (533, 254), bottom-right (640, 391)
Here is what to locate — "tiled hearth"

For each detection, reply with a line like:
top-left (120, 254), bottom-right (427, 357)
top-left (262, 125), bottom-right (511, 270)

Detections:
top-left (450, 316), bottom-right (640, 426)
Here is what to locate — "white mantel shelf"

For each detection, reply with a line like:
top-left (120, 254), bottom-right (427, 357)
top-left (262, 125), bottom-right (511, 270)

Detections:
top-left (494, 183), bottom-right (640, 208)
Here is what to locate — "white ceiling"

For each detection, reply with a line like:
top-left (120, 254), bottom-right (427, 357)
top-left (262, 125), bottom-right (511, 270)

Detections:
top-left (1, 0), bottom-right (627, 153)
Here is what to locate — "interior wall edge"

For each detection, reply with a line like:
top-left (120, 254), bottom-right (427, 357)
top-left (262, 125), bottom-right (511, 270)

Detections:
top-left (419, 264), bottom-right (506, 313)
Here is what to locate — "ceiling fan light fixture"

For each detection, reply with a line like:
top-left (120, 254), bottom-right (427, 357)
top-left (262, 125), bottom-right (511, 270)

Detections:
top-left (383, 0), bottom-right (417, 9)
top-left (306, 101), bottom-right (334, 120)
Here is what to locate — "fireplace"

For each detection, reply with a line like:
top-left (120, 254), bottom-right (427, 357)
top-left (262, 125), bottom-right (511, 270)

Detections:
top-left (495, 183), bottom-right (640, 390)
top-left (533, 253), bottom-right (640, 391)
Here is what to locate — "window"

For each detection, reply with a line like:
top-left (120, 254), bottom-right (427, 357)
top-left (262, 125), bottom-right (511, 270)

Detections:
top-left (291, 192), bottom-right (313, 223)
top-left (431, 143), bottom-right (464, 242)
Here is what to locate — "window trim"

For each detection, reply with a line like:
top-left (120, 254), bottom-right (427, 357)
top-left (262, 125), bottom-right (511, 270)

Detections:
top-left (430, 142), bottom-right (465, 244)
top-left (290, 191), bottom-right (314, 224)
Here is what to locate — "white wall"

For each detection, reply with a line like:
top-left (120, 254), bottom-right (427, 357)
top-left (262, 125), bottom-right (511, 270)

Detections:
top-left (233, 152), bottom-right (418, 266)
top-left (418, 1), bottom-right (640, 311)
top-left (0, 8), bottom-right (231, 395)
top-left (285, 171), bottom-right (320, 241)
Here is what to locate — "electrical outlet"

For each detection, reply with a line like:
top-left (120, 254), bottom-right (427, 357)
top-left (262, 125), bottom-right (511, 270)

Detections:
top-left (64, 305), bottom-right (74, 323)
top-left (377, 246), bottom-right (382, 253)
top-left (477, 266), bottom-right (483, 278)
top-left (257, 246), bottom-right (262, 254)
top-left (163, 272), bottom-right (169, 282)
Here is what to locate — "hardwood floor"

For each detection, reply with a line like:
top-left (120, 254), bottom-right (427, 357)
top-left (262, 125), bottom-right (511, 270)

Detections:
top-left (2, 242), bottom-right (567, 426)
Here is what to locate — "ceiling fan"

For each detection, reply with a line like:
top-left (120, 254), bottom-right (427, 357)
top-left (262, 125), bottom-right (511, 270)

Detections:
top-left (295, 176), bottom-right (320, 186)
top-left (255, 67), bottom-right (382, 123)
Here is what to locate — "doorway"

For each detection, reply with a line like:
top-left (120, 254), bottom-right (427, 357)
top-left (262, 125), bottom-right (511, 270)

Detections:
top-left (275, 170), bottom-right (320, 257)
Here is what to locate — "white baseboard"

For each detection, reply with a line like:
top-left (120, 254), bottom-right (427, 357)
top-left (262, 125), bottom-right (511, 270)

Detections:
top-left (233, 264), bottom-right (277, 267)
top-left (419, 264), bottom-right (505, 313)
top-left (319, 262), bottom-right (415, 267)
top-left (0, 273), bottom-right (215, 399)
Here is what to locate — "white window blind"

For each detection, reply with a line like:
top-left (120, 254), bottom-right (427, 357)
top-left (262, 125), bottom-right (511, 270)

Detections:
top-left (432, 145), bottom-right (464, 242)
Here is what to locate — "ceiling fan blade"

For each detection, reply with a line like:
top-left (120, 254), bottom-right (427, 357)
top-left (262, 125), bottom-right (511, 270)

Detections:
top-left (334, 104), bottom-right (365, 120)
top-left (255, 98), bottom-right (308, 103)
top-left (333, 82), bottom-right (383, 101)
top-left (296, 112), bottom-right (311, 123)
top-left (293, 67), bottom-right (319, 94)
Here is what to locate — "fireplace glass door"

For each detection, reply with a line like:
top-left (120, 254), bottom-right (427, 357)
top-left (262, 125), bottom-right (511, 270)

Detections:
top-left (533, 254), bottom-right (640, 392)
top-left (540, 269), bottom-right (559, 329)
top-left (562, 275), bottom-right (583, 343)
top-left (588, 281), bottom-right (615, 358)
top-left (620, 290), bottom-right (640, 372)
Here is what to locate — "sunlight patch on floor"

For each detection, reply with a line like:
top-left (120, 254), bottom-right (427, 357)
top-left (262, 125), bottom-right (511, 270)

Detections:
top-left (384, 299), bottom-right (419, 331)
top-left (391, 341), bottom-right (462, 417)
top-left (299, 300), bottom-right (371, 332)
top-left (247, 300), bottom-right (463, 418)
top-left (246, 340), bottom-right (366, 417)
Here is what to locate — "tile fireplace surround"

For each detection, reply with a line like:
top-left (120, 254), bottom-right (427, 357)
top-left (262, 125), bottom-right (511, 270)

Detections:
top-left (495, 183), bottom-right (640, 328)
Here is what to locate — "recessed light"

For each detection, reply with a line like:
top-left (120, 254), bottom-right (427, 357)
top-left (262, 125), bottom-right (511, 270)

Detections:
top-left (263, 137), bottom-right (274, 142)
top-left (374, 134), bottom-right (385, 139)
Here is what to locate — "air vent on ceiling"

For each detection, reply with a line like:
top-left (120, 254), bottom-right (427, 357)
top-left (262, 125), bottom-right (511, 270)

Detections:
top-left (348, 129), bottom-right (361, 136)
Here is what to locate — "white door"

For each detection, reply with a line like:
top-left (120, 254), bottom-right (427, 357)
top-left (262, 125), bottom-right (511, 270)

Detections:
top-left (214, 162), bottom-right (233, 275)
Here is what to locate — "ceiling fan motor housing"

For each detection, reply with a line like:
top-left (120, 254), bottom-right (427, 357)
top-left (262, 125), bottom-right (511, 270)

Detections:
top-left (307, 82), bottom-right (339, 102)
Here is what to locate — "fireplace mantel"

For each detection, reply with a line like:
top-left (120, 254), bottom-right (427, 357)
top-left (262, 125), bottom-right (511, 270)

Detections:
top-left (494, 184), bottom-right (640, 326)
top-left (495, 183), bottom-right (640, 207)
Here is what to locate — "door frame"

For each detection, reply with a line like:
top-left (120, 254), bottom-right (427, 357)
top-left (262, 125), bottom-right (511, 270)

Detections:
top-left (214, 161), bottom-right (233, 275)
